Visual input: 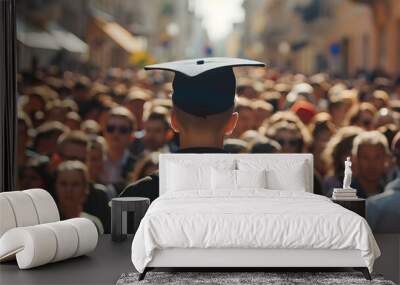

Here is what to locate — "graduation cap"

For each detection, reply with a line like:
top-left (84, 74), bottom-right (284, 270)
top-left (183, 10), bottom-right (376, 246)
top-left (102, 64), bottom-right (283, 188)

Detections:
top-left (144, 57), bottom-right (265, 117)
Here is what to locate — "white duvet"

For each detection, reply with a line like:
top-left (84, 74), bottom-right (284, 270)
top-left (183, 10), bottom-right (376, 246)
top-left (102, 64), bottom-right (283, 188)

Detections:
top-left (131, 190), bottom-right (380, 273)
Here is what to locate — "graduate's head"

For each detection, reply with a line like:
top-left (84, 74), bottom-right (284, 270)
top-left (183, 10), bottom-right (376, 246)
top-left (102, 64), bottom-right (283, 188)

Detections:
top-left (171, 104), bottom-right (237, 138)
top-left (144, 58), bottom-right (265, 147)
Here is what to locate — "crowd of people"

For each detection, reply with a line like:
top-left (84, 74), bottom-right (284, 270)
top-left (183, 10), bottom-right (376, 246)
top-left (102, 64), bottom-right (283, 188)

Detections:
top-left (16, 66), bottom-right (400, 234)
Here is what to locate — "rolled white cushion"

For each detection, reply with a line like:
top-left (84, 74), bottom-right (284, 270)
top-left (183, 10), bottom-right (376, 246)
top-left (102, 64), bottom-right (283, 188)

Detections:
top-left (42, 221), bottom-right (79, 262)
top-left (0, 196), bottom-right (17, 237)
top-left (0, 218), bottom-right (98, 269)
top-left (65, 218), bottom-right (98, 257)
top-left (23, 189), bottom-right (60, 223)
top-left (0, 192), bottom-right (39, 227)
top-left (0, 226), bottom-right (57, 269)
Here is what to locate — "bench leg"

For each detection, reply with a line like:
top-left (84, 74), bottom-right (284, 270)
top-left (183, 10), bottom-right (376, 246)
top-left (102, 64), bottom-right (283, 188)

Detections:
top-left (354, 267), bottom-right (371, 280)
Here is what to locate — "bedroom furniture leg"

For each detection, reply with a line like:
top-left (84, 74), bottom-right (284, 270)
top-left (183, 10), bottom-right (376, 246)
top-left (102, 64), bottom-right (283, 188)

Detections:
top-left (138, 268), bottom-right (147, 281)
top-left (354, 267), bottom-right (371, 280)
top-left (138, 267), bottom-right (152, 281)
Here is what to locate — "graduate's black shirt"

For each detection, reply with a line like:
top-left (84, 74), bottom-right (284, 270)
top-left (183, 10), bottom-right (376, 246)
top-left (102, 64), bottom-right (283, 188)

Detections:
top-left (119, 147), bottom-right (226, 201)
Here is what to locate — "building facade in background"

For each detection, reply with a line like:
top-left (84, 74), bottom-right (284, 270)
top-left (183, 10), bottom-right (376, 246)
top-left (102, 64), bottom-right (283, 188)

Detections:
top-left (241, 0), bottom-right (400, 77)
top-left (16, 0), bottom-right (208, 72)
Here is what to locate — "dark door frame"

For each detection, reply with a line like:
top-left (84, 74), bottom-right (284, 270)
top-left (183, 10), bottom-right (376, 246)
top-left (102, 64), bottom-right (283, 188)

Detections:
top-left (0, 0), bottom-right (17, 192)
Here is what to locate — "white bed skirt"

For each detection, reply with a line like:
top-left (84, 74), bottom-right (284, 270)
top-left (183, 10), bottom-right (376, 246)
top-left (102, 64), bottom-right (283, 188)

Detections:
top-left (148, 248), bottom-right (366, 268)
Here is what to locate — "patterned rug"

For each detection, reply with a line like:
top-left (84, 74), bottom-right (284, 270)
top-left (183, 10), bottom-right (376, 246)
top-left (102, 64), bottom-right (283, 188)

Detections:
top-left (117, 271), bottom-right (395, 285)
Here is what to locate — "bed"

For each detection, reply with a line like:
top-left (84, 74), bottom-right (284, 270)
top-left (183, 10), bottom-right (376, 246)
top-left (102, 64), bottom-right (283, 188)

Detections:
top-left (131, 154), bottom-right (380, 280)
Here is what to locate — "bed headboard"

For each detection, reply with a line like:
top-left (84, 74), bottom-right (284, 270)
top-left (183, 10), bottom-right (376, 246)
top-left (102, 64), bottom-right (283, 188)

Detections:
top-left (159, 153), bottom-right (314, 195)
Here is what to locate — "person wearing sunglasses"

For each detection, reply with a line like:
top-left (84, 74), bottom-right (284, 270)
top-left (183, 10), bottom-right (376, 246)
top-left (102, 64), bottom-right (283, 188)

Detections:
top-left (265, 121), bottom-right (305, 154)
top-left (101, 106), bottom-right (137, 193)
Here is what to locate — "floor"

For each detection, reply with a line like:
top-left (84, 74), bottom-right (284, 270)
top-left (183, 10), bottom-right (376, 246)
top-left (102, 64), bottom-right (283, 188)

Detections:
top-left (1, 234), bottom-right (398, 285)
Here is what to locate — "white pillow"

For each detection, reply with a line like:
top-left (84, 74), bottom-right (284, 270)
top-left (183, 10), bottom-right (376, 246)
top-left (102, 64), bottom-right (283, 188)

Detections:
top-left (166, 159), bottom-right (236, 192)
top-left (238, 159), bottom-right (308, 191)
top-left (266, 166), bottom-right (307, 192)
top-left (211, 168), bottom-right (236, 190)
top-left (167, 162), bottom-right (209, 191)
top-left (237, 169), bottom-right (267, 189)
top-left (211, 169), bottom-right (267, 190)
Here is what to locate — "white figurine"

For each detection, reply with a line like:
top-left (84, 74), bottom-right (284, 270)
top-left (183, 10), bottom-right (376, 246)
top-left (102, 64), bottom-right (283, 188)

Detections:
top-left (343, 157), bottom-right (352, 189)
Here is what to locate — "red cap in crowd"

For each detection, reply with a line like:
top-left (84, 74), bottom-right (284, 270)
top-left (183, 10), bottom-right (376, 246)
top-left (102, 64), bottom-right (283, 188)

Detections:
top-left (290, 101), bottom-right (316, 125)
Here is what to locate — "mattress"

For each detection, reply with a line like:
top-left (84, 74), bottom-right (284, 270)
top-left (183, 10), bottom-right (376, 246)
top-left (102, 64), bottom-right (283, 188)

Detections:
top-left (131, 190), bottom-right (380, 273)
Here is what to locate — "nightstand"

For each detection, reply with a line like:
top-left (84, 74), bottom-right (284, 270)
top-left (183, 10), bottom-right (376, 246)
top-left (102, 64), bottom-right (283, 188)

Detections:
top-left (330, 198), bottom-right (366, 218)
top-left (111, 197), bottom-right (150, 242)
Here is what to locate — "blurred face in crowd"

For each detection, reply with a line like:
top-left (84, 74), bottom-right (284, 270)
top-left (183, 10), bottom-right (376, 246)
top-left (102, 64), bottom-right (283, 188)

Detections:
top-left (60, 142), bottom-right (87, 162)
top-left (56, 169), bottom-right (87, 219)
top-left (356, 110), bottom-right (375, 131)
top-left (355, 144), bottom-right (386, 182)
top-left (330, 103), bottom-right (348, 127)
top-left (98, 109), bottom-right (110, 131)
top-left (312, 129), bottom-right (333, 176)
top-left (87, 144), bottom-right (104, 181)
top-left (36, 133), bottom-right (62, 157)
top-left (84, 109), bottom-right (100, 122)
top-left (314, 129), bottom-right (332, 154)
top-left (142, 119), bottom-right (167, 151)
top-left (104, 116), bottom-right (132, 153)
top-left (374, 110), bottom-right (395, 128)
top-left (27, 95), bottom-right (45, 115)
top-left (254, 108), bottom-right (271, 128)
top-left (274, 129), bottom-right (303, 153)
top-left (238, 86), bottom-right (257, 99)
top-left (65, 118), bottom-right (81, 130)
top-left (73, 88), bottom-right (90, 102)
top-left (47, 107), bottom-right (67, 122)
top-left (19, 167), bottom-right (45, 189)
top-left (231, 107), bottom-right (255, 138)
top-left (127, 99), bottom-right (145, 130)
top-left (371, 98), bottom-right (386, 110)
